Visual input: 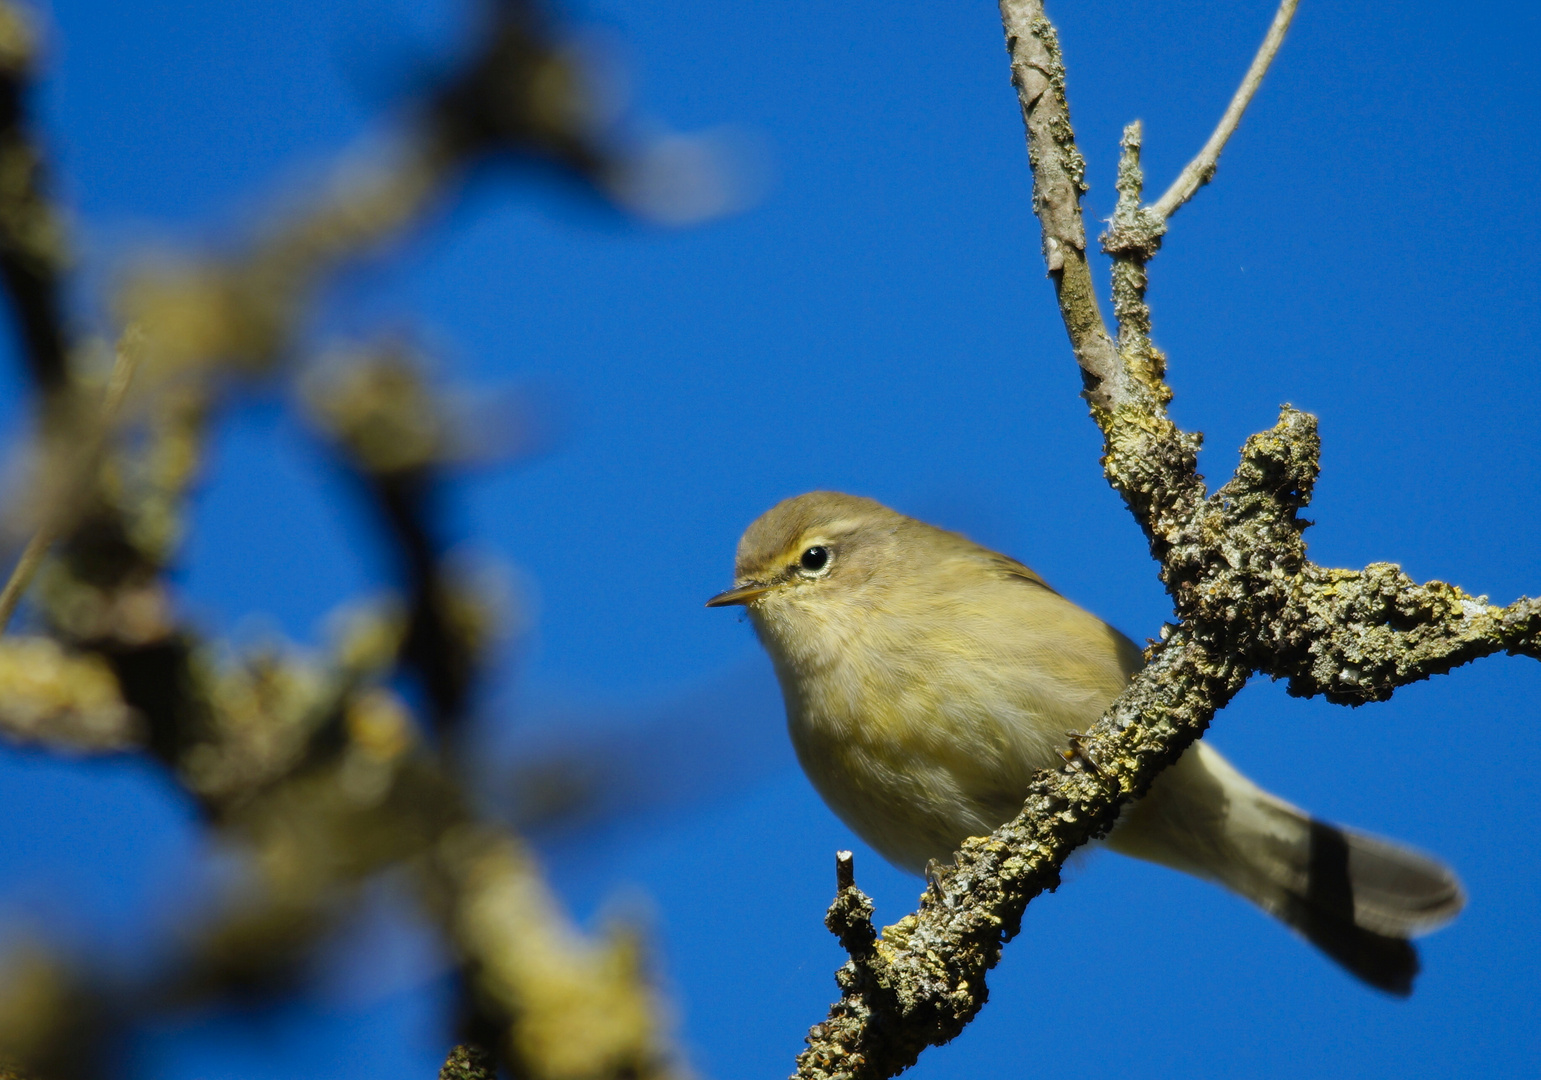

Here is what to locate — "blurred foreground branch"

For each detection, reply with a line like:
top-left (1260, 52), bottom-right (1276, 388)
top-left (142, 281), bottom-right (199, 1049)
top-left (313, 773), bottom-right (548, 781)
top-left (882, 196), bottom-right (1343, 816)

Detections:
top-left (0, 0), bottom-right (66, 396)
top-left (793, 1), bottom-right (1541, 1076)
top-left (0, 2), bottom-right (690, 1079)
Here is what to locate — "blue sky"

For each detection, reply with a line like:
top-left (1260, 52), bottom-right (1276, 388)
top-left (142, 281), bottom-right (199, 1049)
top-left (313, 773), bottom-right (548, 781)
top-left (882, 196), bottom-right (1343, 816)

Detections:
top-left (2, 0), bottom-right (1540, 1077)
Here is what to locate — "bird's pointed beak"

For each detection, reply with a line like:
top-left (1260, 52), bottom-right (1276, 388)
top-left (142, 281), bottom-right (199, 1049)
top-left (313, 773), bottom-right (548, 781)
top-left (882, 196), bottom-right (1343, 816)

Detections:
top-left (705, 582), bottom-right (771, 607)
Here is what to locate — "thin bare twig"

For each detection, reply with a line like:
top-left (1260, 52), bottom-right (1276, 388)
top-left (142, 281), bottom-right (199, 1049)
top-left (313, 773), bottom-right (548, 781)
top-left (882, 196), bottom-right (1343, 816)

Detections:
top-left (1149, 0), bottom-right (1298, 220)
top-left (0, 334), bottom-right (142, 634)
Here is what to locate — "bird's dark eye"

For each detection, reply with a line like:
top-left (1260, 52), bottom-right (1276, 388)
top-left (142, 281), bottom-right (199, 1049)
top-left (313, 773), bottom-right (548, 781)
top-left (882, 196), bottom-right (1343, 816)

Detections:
top-left (800, 545), bottom-right (830, 572)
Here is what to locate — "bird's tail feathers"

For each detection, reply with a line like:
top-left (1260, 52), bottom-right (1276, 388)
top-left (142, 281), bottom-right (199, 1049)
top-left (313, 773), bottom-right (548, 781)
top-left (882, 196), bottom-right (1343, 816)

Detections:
top-left (1107, 741), bottom-right (1464, 996)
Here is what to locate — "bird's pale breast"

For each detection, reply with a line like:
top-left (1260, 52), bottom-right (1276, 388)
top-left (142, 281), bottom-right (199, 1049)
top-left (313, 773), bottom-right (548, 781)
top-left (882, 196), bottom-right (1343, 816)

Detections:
top-left (759, 563), bottom-right (1139, 873)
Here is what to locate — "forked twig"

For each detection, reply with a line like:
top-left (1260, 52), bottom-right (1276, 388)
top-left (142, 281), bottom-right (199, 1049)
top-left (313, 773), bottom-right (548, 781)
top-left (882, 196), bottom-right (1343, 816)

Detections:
top-left (1149, 0), bottom-right (1298, 220)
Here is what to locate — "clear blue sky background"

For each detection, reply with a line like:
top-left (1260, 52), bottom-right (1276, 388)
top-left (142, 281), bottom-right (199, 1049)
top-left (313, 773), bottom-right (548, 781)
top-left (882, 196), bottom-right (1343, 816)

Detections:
top-left (2, 0), bottom-right (1539, 1077)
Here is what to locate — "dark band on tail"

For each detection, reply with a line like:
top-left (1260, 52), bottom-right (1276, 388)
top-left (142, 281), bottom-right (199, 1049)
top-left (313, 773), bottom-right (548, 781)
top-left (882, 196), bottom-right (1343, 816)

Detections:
top-left (1281, 820), bottom-right (1419, 996)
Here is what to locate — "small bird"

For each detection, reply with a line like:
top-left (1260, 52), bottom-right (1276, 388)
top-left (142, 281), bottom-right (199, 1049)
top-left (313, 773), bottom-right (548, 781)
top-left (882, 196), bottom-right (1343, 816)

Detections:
top-left (706, 491), bottom-right (1464, 995)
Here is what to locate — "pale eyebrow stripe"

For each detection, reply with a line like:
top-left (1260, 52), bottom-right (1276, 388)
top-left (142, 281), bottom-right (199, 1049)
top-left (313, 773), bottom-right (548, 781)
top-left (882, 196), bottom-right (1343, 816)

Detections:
top-left (810, 518), bottom-right (865, 537)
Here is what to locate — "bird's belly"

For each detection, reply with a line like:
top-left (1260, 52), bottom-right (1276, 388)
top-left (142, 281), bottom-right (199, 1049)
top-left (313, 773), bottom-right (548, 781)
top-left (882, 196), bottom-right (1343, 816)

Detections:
top-left (784, 679), bottom-right (1064, 876)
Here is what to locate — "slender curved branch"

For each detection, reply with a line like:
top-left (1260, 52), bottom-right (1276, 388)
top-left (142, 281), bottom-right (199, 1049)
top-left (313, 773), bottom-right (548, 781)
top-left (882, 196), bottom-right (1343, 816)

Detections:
top-left (1149, 0), bottom-right (1299, 221)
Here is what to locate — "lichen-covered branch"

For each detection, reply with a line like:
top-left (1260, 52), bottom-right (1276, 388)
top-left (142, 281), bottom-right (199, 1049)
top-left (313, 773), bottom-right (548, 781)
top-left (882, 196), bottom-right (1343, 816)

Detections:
top-left (1276, 567), bottom-right (1541, 700)
top-left (793, 2), bottom-right (1541, 1077)
top-left (439, 1044), bottom-right (497, 1080)
top-left (796, 634), bottom-right (1246, 1080)
top-left (996, 0), bottom-right (1122, 411)
top-left (1000, 0), bottom-right (1205, 558)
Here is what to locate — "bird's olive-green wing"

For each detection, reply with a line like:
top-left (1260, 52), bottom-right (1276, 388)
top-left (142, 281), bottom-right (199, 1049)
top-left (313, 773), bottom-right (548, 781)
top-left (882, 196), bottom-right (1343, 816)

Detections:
top-left (982, 551), bottom-right (1062, 596)
top-left (976, 548), bottom-right (1146, 681)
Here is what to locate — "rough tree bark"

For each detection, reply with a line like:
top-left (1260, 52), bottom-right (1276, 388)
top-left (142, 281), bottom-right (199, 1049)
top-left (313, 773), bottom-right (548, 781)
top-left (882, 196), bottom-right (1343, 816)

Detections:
top-left (792, 2), bottom-right (1541, 1078)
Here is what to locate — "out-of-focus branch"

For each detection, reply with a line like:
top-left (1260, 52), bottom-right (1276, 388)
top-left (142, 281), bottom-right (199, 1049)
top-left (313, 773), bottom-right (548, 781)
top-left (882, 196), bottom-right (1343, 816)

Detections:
top-left (114, 2), bottom-right (613, 390)
top-left (159, 694), bottom-right (682, 1079)
top-left (305, 351), bottom-right (481, 734)
top-left (0, 332), bottom-right (142, 634)
top-left (1149, 0), bottom-right (1298, 221)
top-left (0, 4), bottom-right (692, 1079)
top-left (0, 636), bottom-right (139, 750)
top-left (794, 2), bottom-right (1541, 1076)
top-left (429, 825), bottom-right (677, 1080)
top-left (0, 1), bottom-right (68, 396)
top-left (305, 349), bottom-right (683, 1080)
top-left (0, 946), bottom-right (106, 1080)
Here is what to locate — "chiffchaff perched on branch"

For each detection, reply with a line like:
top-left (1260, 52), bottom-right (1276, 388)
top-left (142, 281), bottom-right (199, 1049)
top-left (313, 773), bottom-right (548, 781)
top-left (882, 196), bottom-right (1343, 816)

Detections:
top-left (708, 492), bottom-right (1463, 995)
